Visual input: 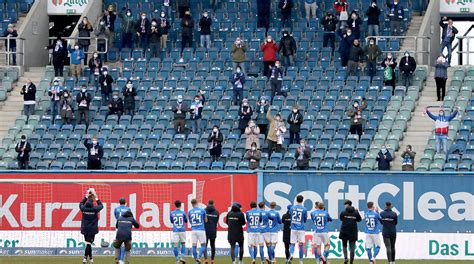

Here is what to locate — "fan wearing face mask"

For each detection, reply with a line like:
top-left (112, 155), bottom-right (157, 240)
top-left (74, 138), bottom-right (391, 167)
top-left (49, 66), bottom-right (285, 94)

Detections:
top-left (67, 43), bottom-right (85, 80)
top-left (423, 106), bottom-right (459, 154)
top-left (135, 12), bottom-right (151, 53)
top-left (149, 19), bottom-right (161, 58)
top-left (399, 51), bottom-right (417, 87)
top-left (337, 28), bottom-right (355, 68)
top-left (158, 11), bottom-right (171, 50)
top-left (99, 68), bottom-right (114, 106)
top-left (94, 19), bottom-right (110, 62)
top-left (346, 11), bottom-right (362, 40)
top-left (231, 38), bottom-right (247, 73)
top-left (256, 97), bottom-right (270, 136)
top-left (107, 92), bottom-right (124, 118)
top-left (172, 95), bottom-right (189, 134)
top-left (347, 99), bottom-right (368, 141)
top-left (77, 16), bottom-right (93, 64)
top-left (48, 79), bottom-right (64, 124)
top-left (15, 135), bottom-right (31, 170)
top-left (20, 79), bottom-right (36, 122)
top-left (118, 8), bottom-right (136, 50)
top-left (261, 35), bottom-right (279, 77)
top-left (199, 11), bottom-right (212, 49)
top-left (266, 109), bottom-right (286, 157)
top-left (84, 136), bottom-right (104, 170)
top-left (376, 145), bottom-right (393, 170)
top-left (181, 10), bottom-right (194, 52)
top-left (245, 142), bottom-right (262, 170)
top-left (238, 99), bottom-right (254, 135)
top-left (386, 0), bottom-right (404, 36)
top-left (76, 85), bottom-right (92, 127)
top-left (279, 31), bottom-right (297, 67)
top-left (382, 52), bottom-right (397, 94)
top-left (88, 52), bottom-right (102, 90)
top-left (268, 61), bottom-right (284, 102)
top-left (208, 126), bottom-right (223, 162)
top-left (232, 66), bottom-right (246, 106)
top-left (189, 95), bottom-right (203, 134)
top-left (59, 90), bottom-right (74, 125)
top-left (434, 55), bottom-right (449, 101)
top-left (364, 38), bottom-right (382, 81)
top-left (366, 1), bottom-right (381, 37)
top-left (122, 80), bottom-right (137, 116)
top-left (44, 36), bottom-right (68, 77)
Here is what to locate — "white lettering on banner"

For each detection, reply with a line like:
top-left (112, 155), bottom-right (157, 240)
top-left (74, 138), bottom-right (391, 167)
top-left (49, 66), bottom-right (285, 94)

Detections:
top-left (140, 203), bottom-right (160, 228)
top-left (403, 181), bottom-right (414, 220)
top-left (20, 203), bottom-right (41, 228)
top-left (325, 181), bottom-right (345, 218)
top-left (61, 203), bottom-right (81, 228)
top-left (367, 183), bottom-right (400, 214)
top-left (264, 182), bottom-right (292, 212)
top-left (345, 185), bottom-right (365, 210)
top-left (448, 192), bottom-right (474, 221)
top-left (418, 192), bottom-right (446, 221)
top-left (0, 194), bottom-right (19, 227)
top-left (45, 202), bottom-right (61, 227)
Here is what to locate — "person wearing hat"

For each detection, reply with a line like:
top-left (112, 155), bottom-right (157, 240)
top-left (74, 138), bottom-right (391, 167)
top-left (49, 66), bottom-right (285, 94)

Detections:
top-left (256, 97), bottom-right (270, 136)
top-left (281, 204), bottom-right (292, 261)
top-left (107, 92), bottom-right (124, 118)
top-left (99, 68), bottom-right (114, 106)
top-left (347, 98), bottom-right (368, 141)
top-left (226, 202), bottom-right (245, 264)
top-left (172, 95), bottom-right (189, 134)
top-left (114, 198), bottom-right (131, 264)
top-left (287, 105), bottom-right (303, 144)
top-left (399, 51), bottom-right (417, 87)
top-left (204, 200), bottom-right (219, 264)
top-left (80, 188), bottom-right (103, 264)
top-left (84, 136), bottom-right (104, 170)
top-left (339, 200), bottom-right (362, 264)
top-left (48, 78), bottom-right (64, 124)
top-left (15, 135), bottom-right (31, 169)
top-left (238, 99), bottom-right (253, 135)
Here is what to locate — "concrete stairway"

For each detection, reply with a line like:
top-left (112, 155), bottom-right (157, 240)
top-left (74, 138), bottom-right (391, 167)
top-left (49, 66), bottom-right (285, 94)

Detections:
top-left (391, 68), bottom-right (454, 170)
top-left (400, 15), bottom-right (423, 52)
top-left (0, 67), bottom-right (45, 139)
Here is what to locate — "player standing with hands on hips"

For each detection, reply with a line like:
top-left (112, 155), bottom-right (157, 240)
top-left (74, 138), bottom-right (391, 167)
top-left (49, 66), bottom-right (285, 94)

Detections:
top-left (364, 202), bottom-right (382, 264)
top-left (79, 188), bottom-right (103, 264)
top-left (188, 199), bottom-right (208, 263)
top-left (288, 195), bottom-right (308, 264)
top-left (170, 200), bottom-right (188, 264)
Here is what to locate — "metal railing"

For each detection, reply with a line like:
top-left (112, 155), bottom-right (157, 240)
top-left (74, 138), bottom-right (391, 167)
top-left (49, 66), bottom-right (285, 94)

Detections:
top-left (47, 36), bottom-right (109, 56)
top-left (365, 35), bottom-right (431, 63)
top-left (0, 36), bottom-right (26, 66)
top-left (456, 36), bottom-right (474, 65)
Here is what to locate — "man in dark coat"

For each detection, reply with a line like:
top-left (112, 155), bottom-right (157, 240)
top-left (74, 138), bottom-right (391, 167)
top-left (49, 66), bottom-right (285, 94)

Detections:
top-left (380, 201), bottom-right (398, 264)
top-left (3, 24), bottom-right (18, 65)
top-left (376, 145), bottom-right (393, 170)
top-left (439, 17), bottom-right (458, 65)
top-left (399, 51), bottom-right (417, 87)
top-left (204, 200), bottom-right (219, 263)
top-left (226, 202), bottom-right (245, 264)
top-left (282, 204), bottom-right (292, 260)
top-left (113, 210), bottom-right (139, 264)
top-left (84, 137), bottom-right (104, 170)
top-left (287, 105), bottom-right (303, 144)
top-left (76, 85), bottom-right (92, 127)
top-left (257, 0), bottom-right (271, 34)
top-left (172, 95), bottom-right (189, 134)
top-left (279, 31), bottom-right (297, 67)
top-left (199, 11), bottom-right (212, 48)
top-left (339, 200), bottom-right (362, 264)
top-left (136, 12), bottom-right (151, 52)
top-left (80, 189), bottom-right (103, 264)
top-left (99, 69), bottom-right (113, 106)
top-left (321, 12), bottom-right (337, 53)
top-left (181, 10), bottom-right (194, 52)
top-left (337, 28), bottom-right (355, 68)
top-left (238, 99), bottom-right (253, 134)
top-left (15, 135), bottom-right (31, 169)
top-left (278, 0), bottom-right (294, 30)
top-left (295, 139), bottom-right (311, 170)
top-left (45, 36), bottom-right (68, 77)
top-left (107, 93), bottom-right (124, 118)
top-left (122, 80), bottom-right (137, 116)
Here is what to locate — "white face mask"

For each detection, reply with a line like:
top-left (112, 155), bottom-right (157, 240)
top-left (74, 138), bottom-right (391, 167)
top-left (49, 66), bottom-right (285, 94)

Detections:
top-left (92, 141), bottom-right (98, 145)
top-left (93, 54), bottom-right (98, 58)
top-left (275, 64), bottom-right (280, 68)
top-left (267, 38), bottom-right (272, 42)
top-left (127, 12), bottom-right (131, 16)
top-left (213, 128), bottom-right (218, 133)
top-left (284, 34), bottom-right (288, 37)
top-left (405, 53), bottom-right (409, 57)
top-left (152, 22), bottom-right (157, 26)
top-left (103, 71), bottom-right (108, 75)
top-left (74, 46), bottom-right (79, 50)
top-left (251, 147), bottom-right (256, 151)
top-left (81, 88), bottom-right (87, 92)
top-left (388, 56), bottom-right (392, 59)
top-left (300, 143), bottom-right (305, 147)
top-left (347, 32), bottom-right (352, 36)
top-left (53, 82), bottom-right (59, 86)
top-left (236, 68), bottom-right (241, 73)
top-left (161, 13), bottom-right (165, 17)
top-left (141, 15), bottom-right (146, 19)
top-left (64, 93), bottom-right (69, 97)
top-left (293, 109), bottom-right (298, 113)
top-left (126, 83), bottom-right (133, 89)
top-left (113, 95), bottom-right (118, 99)
top-left (354, 103), bottom-right (359, 108)
top-left (195, 99), bottom-right (200, 103)
top-left (203, 13), bottom-right (208, 17)
top-left (370, 41), bottom-right (374, 45)
top-left (381, 148), bottom-right (387, 154)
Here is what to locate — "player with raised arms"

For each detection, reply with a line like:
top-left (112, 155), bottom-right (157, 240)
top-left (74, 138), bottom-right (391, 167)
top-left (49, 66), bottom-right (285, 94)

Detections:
top-left (246, 201), bottom-right (262, 264)
top-left (265, 201), bottom-right (282, 264)
top-left (79, 188), bottom-right (103, 264)
top-left (188, 198), bottom-right (208, 263)
top-left (114, 198), bottom-right (131, 264)
top-left (288, 195), bottom-right (308, 264)
top-left (311, 202), bottom-right (332, 264)
top-left (171, 200), bottom-right (188, 264)
top-left (365, 202), bottom-right (382, 264)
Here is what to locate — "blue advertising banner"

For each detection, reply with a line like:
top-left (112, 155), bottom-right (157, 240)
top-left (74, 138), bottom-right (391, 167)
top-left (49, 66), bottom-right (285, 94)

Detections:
top-left (261, 172), bottom-right (474, 233)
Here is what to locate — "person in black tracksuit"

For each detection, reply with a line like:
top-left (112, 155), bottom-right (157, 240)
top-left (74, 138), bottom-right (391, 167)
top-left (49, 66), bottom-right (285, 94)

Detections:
top-left (80, 190), bottom-right (103, 263)
top-left (84, 137), bottom-right (104, 170)
top-left (204, 200), bottom-right (219, 263)
top-left (15, 135), bottom-right (31, 170)
top-left (282, 204), bottom-right (292, 260)
top-left (113, 210), bottom-right (140, 264)
top-left (339, 200), bottom-right (362, 264)
top-left (380, 201), bottom-right (398, 264)
top-left (226, 203), bottom-right (246, 263)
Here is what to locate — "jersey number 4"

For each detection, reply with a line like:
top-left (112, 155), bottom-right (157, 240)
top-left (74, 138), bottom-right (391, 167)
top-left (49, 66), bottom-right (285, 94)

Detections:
top-left (191, 214), bottom-right (202, 225)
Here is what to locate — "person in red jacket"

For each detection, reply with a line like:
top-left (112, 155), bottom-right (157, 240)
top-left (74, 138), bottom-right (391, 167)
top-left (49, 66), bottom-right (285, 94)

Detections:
top-left (334, 0), bottom-right (349, 28)
top-left (261, 35), bottom-right (279, 78)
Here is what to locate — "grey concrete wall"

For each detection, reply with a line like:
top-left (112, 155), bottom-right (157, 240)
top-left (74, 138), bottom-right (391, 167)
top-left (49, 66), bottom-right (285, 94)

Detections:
top-left (418, 0), bottom-right (441, 67)
top-left (18, 0), bottom-right (50, 68)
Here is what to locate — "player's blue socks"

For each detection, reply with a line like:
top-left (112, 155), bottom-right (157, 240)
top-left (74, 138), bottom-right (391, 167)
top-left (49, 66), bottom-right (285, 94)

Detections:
top-left (367, 248), bottom-right (373, 261)
top-left (253, 246), bottom-right (258, 260)
top-left (173, 247), bottom-right (179, 260)
top-left (290, 244), bottom-right (295, 257)
top-left (315, 248), bottom-right (320, 261)
top-left (120, 247), bottom-right (125, 260)
top-left (323, 249), bottom-right (329, 259)
top-left (299, 244), bottom-right (304, 260)
top-left (259, 246), bottom-right (265, 261)
top-left (199, 245), bottom-right (206, 258)
top-left (181, 244), bottom-right (186, 257)
top-left (374, 246), bottom-right (380, 258)
top-left (267, 246), bottom-right (273, 260)
top-left (192, 245), bottom-right (197, 259)
top-left (249, 246), bottom-right (255, 260)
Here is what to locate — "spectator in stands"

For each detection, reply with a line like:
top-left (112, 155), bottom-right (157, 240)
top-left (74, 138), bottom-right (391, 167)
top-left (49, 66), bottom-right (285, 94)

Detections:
top-left (382, 52), bottom-right (397, 94)
top-left (199, 11), bottom-right (212, 49)
top-left (84, 136), bottom-right (104, 170)
top-left (287, 105), bottom-right (303, 144)
top-left (364, 38), bottom-right (382, 81)
top-left (245, 142), bottom-right (262, 170)
top-left (439, 17), bottom-right (458, 65)
top-left (76, 85), bottom-right (92, 127)
top-left (95, 19), bottom-right (110, 62)
top-left (386, 0), bottom-right (404, 36)
top-left (68, 44), bottom-right (85, 80)
top-left (99, 69), bottom-right (113, 106)
top-left (197, 89), bottom-right (207, 104)
top-left (232, 66), bottom-right (245, 106)
top-left (334, 0), bottom-right (349, 28)
top-left (261, 35), bottom-right (279, 78)
top-left (256, 97), bottom-right (270, 136)
top-left (15, 135), bottom-right (31, 170)
top-left (181, 10), bottom-right (194, 52)
top-left (279, 0), bottom-right (294, 30)
top-left (424, 107), bottom-right (459, 154)
top-left (88, 52), bottom-right (102, 90)
top-left (161, 0), bottom-right (172, 22)
top-left (48, 79), bottom-right (64, 124)
top-left (401, 145), bottom-right (415, 171)
top-left (231, 38), bottom-right (247, 73)
top-left (149, 19), bottom-right (161, 58)
top-left (208, 125), bottom-right (223, 162)
top-left (59, 90), bottom-right (74, 125)
top-left (347, 11), bottom-right (362, 40)
top-left (107, 92), bottom-right (124, 118)
top-left (238, 99), bottom-right (253, 134)
top-left (158, 11), bottom-right (171, 51)
top-left (399, 51), bottom-right (417, 87)
top-left (376, 145), bottom-right (393, 170)
top-left (279, 31), bottom-right (297, 68)
top-left (268, 61), bottom-right (284, 101)
top-left (20, 79), bottom-right (36, 123)
top-left (303, 0), bottom-right (317, 27)
top-left (245, 120), bottom-right (261, 150)
top-left (189, 95), bottom-right (203, 133)
top-left (266, 109), bottom-right (286, 157)
top-left (119, 8), bottom-right (136, 50)
top-left (136, 12), bottom-right (151, 53)
top-left (434, 55), bottom-right (449, 101)
top-left (321, 12), bottom-right (338, 53)
top-left (295, 139), bottom-right (311, 170)
top-left (172, 95), bottom-right (189, 134)
top-left (178, 0), bottom-right (190, 18)
top-left (78, 17), bottom-right (93, 64)
top-left (257, 0), bottom-right (271, 34)
top-left (45, 36), bottom-right (67, 77)
top-left (103, 5), bottom-right (116, 44)
top-left (122, 80), bottom-right (137, 116)
top-left (337, 28), bottom-right (355, 68)
top-left (366, 1), bottom-right (381, 36)
top-left (348, 39), bottom-right (364, 77)
top-left (347, 99), bottom-right (367, 140)
top-left (3, 24), bottom-right (17, 65)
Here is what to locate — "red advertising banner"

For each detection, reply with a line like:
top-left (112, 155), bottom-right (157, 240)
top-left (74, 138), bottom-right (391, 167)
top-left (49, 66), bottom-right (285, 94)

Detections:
top-left (0, 173), bottom-right (257, 231)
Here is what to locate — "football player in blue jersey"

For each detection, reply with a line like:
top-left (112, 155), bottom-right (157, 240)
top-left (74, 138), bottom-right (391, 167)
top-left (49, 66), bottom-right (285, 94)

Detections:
top-left (188, 198), bottom-right (208, 263)
top-left (258, 202), bottom-right (269, 264)
top-left (170, 200), bottom-right (188, 264)
top-left (288, 195), bottom-right (308, 264)
top-left (246, 201), bottom-right (262, 264)
top-left (265, 201), bottom-right (281, 264)
top-left (364, 202), bottom-right (382, 264)
top-left (311, 202), bottom-right (332, 264)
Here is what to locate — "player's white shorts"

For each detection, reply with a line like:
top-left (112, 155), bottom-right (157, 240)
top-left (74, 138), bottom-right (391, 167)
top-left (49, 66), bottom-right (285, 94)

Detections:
top-left (312, 233), bottom-right (330, 246)
top-left (258, 233), bottom-right (265, 245)
top-left (365, 234), bottom-right (381, 248)
top-left (263, 232), bottom-right (278, 244)
top-left (290, 230), bottom-right (306, 244)
top-left (191, 230), bottom-right (206, 244)
top-left (248, 233), bottom-right (260, 246)
top-left (171, 232), bottom-right (186, 243)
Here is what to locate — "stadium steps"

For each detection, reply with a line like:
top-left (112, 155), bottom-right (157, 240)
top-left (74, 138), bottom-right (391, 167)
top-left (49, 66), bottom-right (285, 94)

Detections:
top-left (391, 68), bottom-right (452, 170)
top-left (0, 67), bottom-right (45, 139)
top-left (399, 15), bottom-right (423, 52)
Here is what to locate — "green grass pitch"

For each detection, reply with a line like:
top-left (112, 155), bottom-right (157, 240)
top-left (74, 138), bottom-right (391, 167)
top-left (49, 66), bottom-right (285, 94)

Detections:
top-left (0, 257), bottom-right (471, 264)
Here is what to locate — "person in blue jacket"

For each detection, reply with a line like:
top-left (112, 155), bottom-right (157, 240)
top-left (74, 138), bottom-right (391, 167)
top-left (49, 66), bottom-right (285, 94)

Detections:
top-left (380, 202), bottom-right (398, 264)
top-left (79, 188), bottom-right (103, 264)
top-left (337, 28), bottom-right (355, 68)
top-left (113, 210), bottom-right (139, 264)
